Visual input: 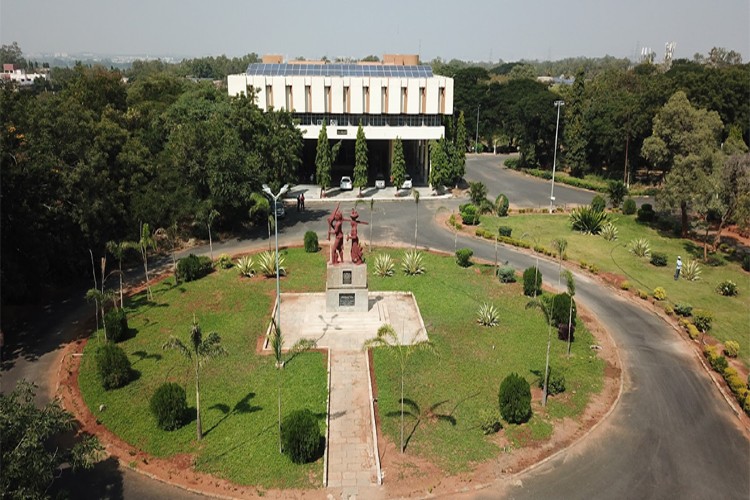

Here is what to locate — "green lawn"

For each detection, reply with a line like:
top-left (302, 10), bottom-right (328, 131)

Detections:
top-left (479, 213), bottom-right (750, 365)
top-left (79, 247), bottom-right (607, 485)
top-left (369, 251), bottom-right (604, 473)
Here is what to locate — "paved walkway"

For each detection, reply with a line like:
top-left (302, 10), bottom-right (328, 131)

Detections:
top-left (327, 351), bottom-right (379, 494)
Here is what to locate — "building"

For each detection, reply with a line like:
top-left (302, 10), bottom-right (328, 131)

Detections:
top-left (2, 64), bottom-right (48, 87)
top-left (227, 55), bottom-right (454, 185)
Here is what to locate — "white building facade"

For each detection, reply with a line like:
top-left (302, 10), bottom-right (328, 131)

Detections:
top-left (227, 56), bottom-right (453, 184)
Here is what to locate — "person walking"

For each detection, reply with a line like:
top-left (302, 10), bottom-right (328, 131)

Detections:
top-left (300, 193), bottom-right (305, 211)
top-left (674, 256), bottom-right (683, 280)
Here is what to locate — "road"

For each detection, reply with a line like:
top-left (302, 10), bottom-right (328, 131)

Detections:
top-left (2, 156), bottom-right (747, 499)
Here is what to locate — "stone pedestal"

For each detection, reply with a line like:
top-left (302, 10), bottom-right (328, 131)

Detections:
top-left (326, 263), bottom-right (369, 312)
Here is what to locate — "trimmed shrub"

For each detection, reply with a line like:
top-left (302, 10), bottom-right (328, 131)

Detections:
top-left (498, 226), bottom-right (512, 237)
top-left (637, 203), bottom-right (655, 222)
top-left (303, 231), bottom-right (319, 253)
top-left (460, 204), bottom-right (480, 225)
top-left (495, 194), bottom-right (510, 217)
top-left (217, 254), bottom-right (234, 269)
top-left (710, 354), bottom-right (729, 373)
top-left (104, 308), bottom-right (129, 342)
top-left (620, 280), bottom-right (631, 290)
top-left (716, 280), bottom-right (738, 297)
top-left (622, 198), bottom-right (637, 215)
top-left (498, 373), bottom-right (532, 424)
top-left (522, 267), bottom-right (542, 297)
top-left (551, 293), bottom-right (577, 327)
top-left (638, 289), bottom-right (649, 300)
top-left (652, 287), bottom-right (667, 301)
top-left (95, 342), bottom-right (132, 390)
top-left (650, 252), bottom-right (668, 267)
top-left (281, 409), bottom-right (321, 464)
top-left (149, 382), bottom-right (187, 431)
top-left (539, 368), bottom-right (566, 396)
top-left (456, 248), bottom-right (473, 267)
top-left (176, 254), bottom-right (213, 282)
top-left (687, 324), bottom-right (700, 340)
top-left (692, 310), bottom-right (713, 333)
top-left (674, 303), bottom-right (693, 317)
top-left (477, 408), bottom-right (502, 435)
top-left (497, 266), bottom-right (517, 283)
top-left (724, 341), bottom-right (740, 358)
top-left (663, 303), bottom-right (674, 315)
top-left (591, 195), bottom-right (606, 213)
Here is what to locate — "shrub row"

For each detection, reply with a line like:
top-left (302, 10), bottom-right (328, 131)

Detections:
top-left (703, 345), bottom-right (750, 415)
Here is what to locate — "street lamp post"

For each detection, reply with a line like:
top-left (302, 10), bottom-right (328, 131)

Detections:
top-left (550, 100), bottom-right (564, 213)
top-left (475, 104), bottom-right (480, 153)
top-left (262, 184), bottom-right (289, 328)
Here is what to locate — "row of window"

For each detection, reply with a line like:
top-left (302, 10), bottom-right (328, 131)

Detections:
top-left (293, 114), bottom-right (443, 127)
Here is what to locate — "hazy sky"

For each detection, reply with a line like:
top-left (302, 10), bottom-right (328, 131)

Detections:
top-left (2, 0), bottom-right (748, 62)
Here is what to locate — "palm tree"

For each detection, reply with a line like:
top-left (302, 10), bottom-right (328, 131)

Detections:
top-left (155, 223), bottom-right (180, 286)
top-left (106, 241), bottom-right (128, 308)
top-left (526, 298), bottom-right (554, 407)
top-left (363, 324), bottom-right (435, 453)
top-left (163, 316), bottom-right (228, 441)
top-left (85, 288), bottom-right (116, 341)
top-left (563, 270), bottom-right (576, 357)
top-left (269, 318), bottom-right (316, 453)
top-left (551, 238), bottom-right (568, 287)
top-left (130, 222), bottom-right (157, 300)
top-left (206, 209), bottom-right (219, 261)
top-left (412, 189), bottom-right (420, 249)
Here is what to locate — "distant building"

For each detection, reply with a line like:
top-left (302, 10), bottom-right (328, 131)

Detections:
top-left (227, 54), bottom-right (454, 184)
top-left (1, 64), bottom-right (48, 87)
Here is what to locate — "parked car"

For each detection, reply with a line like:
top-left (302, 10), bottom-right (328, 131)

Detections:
top-left (340, 176), bottom-right (353, 190)
top-left (275, 203), bottom-right (286, 218)
top-left (401, 174), bottom-right (413, 190)
top-left (375, 175), bottom-right (385, 189)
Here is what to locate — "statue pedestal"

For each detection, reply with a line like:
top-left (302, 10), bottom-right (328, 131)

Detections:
top-left (326, 263), bottom-right (369, 312)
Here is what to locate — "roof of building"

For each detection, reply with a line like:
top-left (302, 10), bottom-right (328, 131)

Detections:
top-left (246, 63), bottom-right (434, 78)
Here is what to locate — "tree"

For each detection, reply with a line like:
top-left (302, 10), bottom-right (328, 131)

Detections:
top-left (364, 324), bottom-right (435, 453)
top-left (412, 189), bottom-right (420, 249)
top-left (428, 138), bottom-right (452, 192)
top-left (133, 222), bottom-right (157, 300)
top-left (353, 122), bottom-right (369, 196)
top-left (162, 316), bottom-right (228, 440)
top-left (391, 138), bottom-right (406, 193)
top-left (563, 69), bottom-right (588, 177)
top-left (197, 205), bottom-right (219, 261)
top-left (315, 122), bottom-right (341, 196)
top-left (106, 240), bottom-right (129, 308)
top-left (642, 91), bottom-right (723, 237)
top-left (269, 319), bottom-right (316, 453)
top-left (562, 270), bottom-right (576, 356)
top-left (0, 380), bottom-right (103, 498)
top-left (452, 111), bottom-right (467, 183)
top-left (551, 238), bottom-right (567, 287)
top-left (526, 298), bottom-right (555, 407)
top-left (714, 154), bottom-right (750, 241)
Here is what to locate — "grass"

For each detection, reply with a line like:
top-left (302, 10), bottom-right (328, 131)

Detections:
top-left (79, 247), bottom-right (607, 484)
top-left (368, 250), bottom-right (604, 473)
top-left (478, 213), bottom-right (750, 366)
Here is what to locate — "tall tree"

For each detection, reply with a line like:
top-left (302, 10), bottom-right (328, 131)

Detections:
top-left (163, 317), bottom-right (228, 441)
top-left (452, 111), bottom-right (467, 182)
top-left (133, 222), bottom-right (157, 300)
top-left (428, 138), bottom-right (452, 192)
top-left (391, 138), bottom-right (406, 193)
top-left (643, 91), bottom-right (723, 236)
top-left (315, 122), bottom-right (340, 196)
top-left (106, 240), bottom-right (128, 308)
top-left (353, 122), bottom-right (369, 196)
top-left (562, 69), bottom-right (588, 177)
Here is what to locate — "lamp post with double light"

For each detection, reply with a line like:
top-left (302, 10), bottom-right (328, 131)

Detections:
top-left (550, 100), bottom-right (564, 213)
top-left (262, 184), bottom-right (289, 328)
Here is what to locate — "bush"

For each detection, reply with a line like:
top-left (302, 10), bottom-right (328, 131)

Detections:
top-left (456, 248), bottom-right (473, 267)
top-left (460, 204), bottom-right (480, 225)
top-left (479, 199), bottom-right (495, 215)
top-left (570, 206), bottom-right (609, 234)
top-left (402, 250), bottom-right (425, 275)
top-left (522, 267), bottom-right (542, 297)
top-left (468, 182), bottom-right (488, 206)
top-left (636, 203), bottom-right (655, 222)
top-left (149, 382), bottom-right (187, 431)
top-left (742, 254), bottom-right (750, 272)
top-left (724, 340), bottom-right (740, 358)
top-left (176, 254), bottom-right (213, 282)
top-left (710, 354), bottom-right (729, 373)
top-left (477, 408), bottom-right (502, 435)
top-left (551, 293), bottom-right (577, 327)
top-left (622, 198), bottom-right (637, 215)
top-left (498, 373), bottom-right (532, 424)
top-left (682, 260), bottom-right (702, 281)
top-left (652, 287), bottom-right (667, 301)
top-left (629, 238), bottom-right (651, 258)
top-left (693, 310), bottom-right (713, 333)
top-left (650, 252), bottom-right (668, 267)
top-left (497, 266), bottom-right (517, 283)
top-left (687, 324), bottom-right (700, 340)
top-left (303, 231), bottom-right (319, 253)
top-left (607, 180), bottom-right (628, 208)
top-left (217, 254), bottom-right (234, 269)
top-left (674, 303), bottom-right (693, 317)
top-left (281, 409), bottom-right (321, 464)
top-left (104, 308), bottom-right (129, 342)
top-left (620, 280), bottom-right (631, 290)
top-left (600, 222), bottom-right (618, 241)
top-left (716, 280), bottom-right (738, 297)
top-left (638, 289), bottom-right (649, 300)
top-left (591, 195), bottom-right (606, 213)
top-left (236, 255), bottom-right (255, 277)
top-left (95, 342), bottom-right (132, 390)
top-left (538, 368), bottom-right (566, 396)
top-left (504, 157), bottom-right (520, 169)
top-left (258, 251), bottom-right (286, 277)
top-left (498, 226), bottom-right (512, 237)
top-left (495, 194), bottom-right (510, 217)
top-left (477, 303), bottom-right (500, 327)
top-left (374, 253), bottom-right (395, 277)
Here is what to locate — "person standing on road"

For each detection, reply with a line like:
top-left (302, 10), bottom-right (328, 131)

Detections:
top-left (300, 193), bottom-right (305, 211)
top-left (674, 256), bottom-right (682, 280)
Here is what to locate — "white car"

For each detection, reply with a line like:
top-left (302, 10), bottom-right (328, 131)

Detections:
top-left (401, 174), bottom-right (413, 190)
top-left (375, 175), bottom-right (386, 189)
top-left (340, 176), bottom-right (353, 190)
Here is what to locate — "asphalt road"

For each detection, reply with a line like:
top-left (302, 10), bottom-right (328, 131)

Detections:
top-left (2, 156), bottom-right (747, 499)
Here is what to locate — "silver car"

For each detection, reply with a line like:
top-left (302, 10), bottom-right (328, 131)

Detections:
top-left (340, 176), bottom-right (353, 190)
top-left (401, 174), bottom-right (412, 190)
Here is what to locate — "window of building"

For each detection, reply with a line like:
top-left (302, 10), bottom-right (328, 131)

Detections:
top-left (325, 86), bottom-right (331, 113)
top-left (420, 87), bottom-right (426, 114)
top-left (381, 86), bottom-right (387, 113)
top-left (305, 85), bottom-right (311, 113)
top-left (343, 86), bottom-right (349, 113)
top-left (285, 85), bottom-right (292, 111)
top-left (266, 85), bottom-right (273, 108)
top-left (363, 86), bottom-right (369, 113)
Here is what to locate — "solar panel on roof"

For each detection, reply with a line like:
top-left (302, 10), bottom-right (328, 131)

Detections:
top-left (245, 63), bottom-right (434, 78)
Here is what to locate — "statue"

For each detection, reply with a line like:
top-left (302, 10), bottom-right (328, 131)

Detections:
top-left (327, 203), bottom-right (345, 264)
top-left (347, 209), bottom-right (368, 264)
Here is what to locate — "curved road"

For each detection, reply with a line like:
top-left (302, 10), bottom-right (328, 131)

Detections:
top-left (2, 157), bottom-right (747, 499)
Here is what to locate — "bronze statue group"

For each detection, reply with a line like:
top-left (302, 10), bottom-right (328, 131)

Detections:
top-left (327, 203), bottom-right (368, 265)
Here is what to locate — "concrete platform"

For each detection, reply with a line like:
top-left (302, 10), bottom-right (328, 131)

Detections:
top-left (271, 291), bottom-right (428, 352)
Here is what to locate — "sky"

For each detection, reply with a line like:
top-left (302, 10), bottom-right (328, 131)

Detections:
top-left (2, 0), bottom-right (749, 62)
